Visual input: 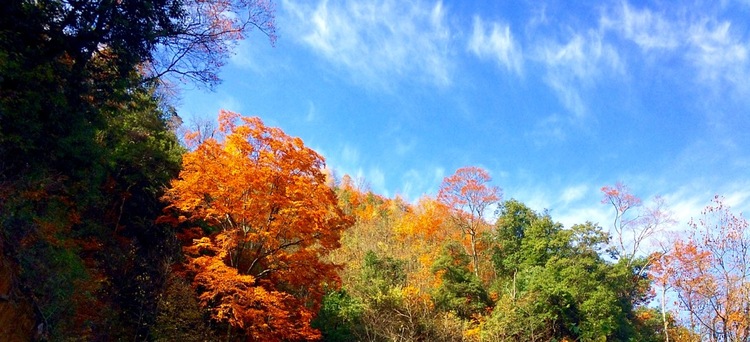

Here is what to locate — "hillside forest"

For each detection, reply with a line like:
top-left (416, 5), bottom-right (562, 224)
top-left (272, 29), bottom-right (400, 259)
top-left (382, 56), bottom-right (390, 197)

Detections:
top-left (1, 1), bottom-right (748, 341)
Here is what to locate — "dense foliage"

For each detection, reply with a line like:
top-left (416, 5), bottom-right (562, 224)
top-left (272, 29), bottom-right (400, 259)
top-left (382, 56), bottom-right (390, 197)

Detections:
top-left (0, 0), bottom-right (274, 339)
top-left (160, 111), bottom-right (350, 340)
top-left (315, 183), bottom-right (670, 341)
top-left (1, 1), bottom-right (747, 341)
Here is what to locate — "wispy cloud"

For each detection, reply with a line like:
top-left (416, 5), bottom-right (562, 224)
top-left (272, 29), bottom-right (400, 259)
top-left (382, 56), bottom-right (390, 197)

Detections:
top-left (601, 1), bottom-right (750, 98)
top-left (399, 166), bottom-right (445, 201)
top-left (556, 206), bottom-right (611, 230)
top-left (517, 0), bottom-right (749, 139)
top-left (561, 184), bottom-right (589, 204)
top-left (393, 137), bottom-right (417, 156)
top-left (687, 20), bottom-right (750, 96)
top-left (467, 16), bottom-right (523, 75)
top-left (601, 2), bottom-right (681, 51)
top-left (365, 167), bottom-right (387, 194)
top-left (662, 189), bottom-right (710, 227)
top-left (537, 31), bottom-right (623, 118)
top-left (229, 31), bottom-right (287, 75)
top-left (282, 0), bottom-right (453, 88)
top-left (507, 181), bottom-right (608, 229)
top-left (527, 113), bottom-right (569, 145)
top-left (552, 180), bottom-right (750, 252)
top-left (340, 144), bottom-right (360, 165)
top-left (305, 101), bottom-right (317, 122)
top-left (658, 176), bottom-right (750, 226)
top-left (218, 95), bottom-right (244, 113)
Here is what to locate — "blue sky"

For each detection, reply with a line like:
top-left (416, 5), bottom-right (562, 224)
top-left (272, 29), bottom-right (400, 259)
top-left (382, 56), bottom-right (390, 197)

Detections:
top-left (177, 0), bottom-right (750, 233)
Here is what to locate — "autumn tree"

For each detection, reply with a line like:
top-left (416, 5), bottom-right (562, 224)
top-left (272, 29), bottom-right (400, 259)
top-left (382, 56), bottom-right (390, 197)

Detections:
top-left (602, 182), bottom-right (676, 342)
top-left (324, 184), bottom-right (468, 341)
top-left (1, 1), bottom-right (275, 338)
top-left (601, 182), bottom-right (674, 265)
top-left (659, 196), bottom-right (750, 342)
top-left (319, 184), bottom-right (666, 340)
top-left (147, 0), bottom-right (276, 87)
top-left (161, 111), bottom-right (351, 340)
top-left (438, 166), bottom-right (501, 277)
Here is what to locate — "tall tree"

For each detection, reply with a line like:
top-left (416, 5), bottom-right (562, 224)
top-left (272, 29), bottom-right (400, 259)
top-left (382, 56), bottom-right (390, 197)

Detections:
top-left (602, 183), bottom-right (675, 342)
top-left (659, 196), bottom-right (750, 342)
top-left (161, 111), bottom-right (351, 340)
top-left (1, 0), bottom-right (275, 336)
top-left (438, 166), bottom-right (501, 277)
top-left (0, 0), bottom-right (275, 190)
top-left (601, 182), bottom-right (674, 265)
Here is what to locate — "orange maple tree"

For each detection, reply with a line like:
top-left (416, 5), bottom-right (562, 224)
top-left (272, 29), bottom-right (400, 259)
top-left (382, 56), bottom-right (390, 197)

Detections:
top-left (437, 166), bottom-right (501, 277)
top-left (161, 110), bottom-right (351, 341)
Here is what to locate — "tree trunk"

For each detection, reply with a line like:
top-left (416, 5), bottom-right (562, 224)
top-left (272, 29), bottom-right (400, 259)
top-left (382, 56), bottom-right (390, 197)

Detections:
top-left (470, 232), bottom-right (479, 277)
top-left (661, 285), bottom-right (669, 342)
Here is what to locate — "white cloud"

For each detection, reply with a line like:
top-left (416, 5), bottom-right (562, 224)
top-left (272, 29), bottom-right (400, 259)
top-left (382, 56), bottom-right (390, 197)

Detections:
top-left (282, 0), bottom-right (453, 88)
top-left (556, 206), bottom-right (611, 230)
top-left (367, 167), bottom-right (387, 194)
top-left (601, 2), bottom-right (681, 51)
top-left (687, 20), bottom-right (750, 96)
top-left (393, 137), bottom-right (417, 156)
top-left (528, 113), bottom-right (569, 145)
top-left (398, 166), bottom-right (445, 202)
top-left (341, 144), bottom-right (360, 165)
top-left (543, 33), bottom-right (623, 83)
top-left (662, 180), bottom-right (750, 222)
top-left (230, 41), bottom-right (266, 73)
top-left (433, 167), bottom-right (446, 184)
top-left (229, 30), bottom-right (287, 75)
top-left (508, 182), bottom-right (606, 229)
top-left (468, 16), bottom-right (523, 75)
top-left (537, 31), bottom-right (622, 118)
top-left (724, 189), bottom-right (750, 210)
top-left (506, 182), bottom-right (553, 212)
top-left (305, 101), bottom-right (316, 122)
top-left (663, 190), bottom-right (708, 227)
top-left (400, 169), bottom-right (420, 200)
top-left (561, 184), bottom-right (589, 204)
top-left (217, 95), bottom-right (244, 114)
top-left (601, 2), bottom-right (750, 98)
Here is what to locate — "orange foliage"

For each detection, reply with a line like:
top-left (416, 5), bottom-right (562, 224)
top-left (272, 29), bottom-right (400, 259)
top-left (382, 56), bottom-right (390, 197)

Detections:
top-left (161, 111), bottom-right (351, 340)
top-left (394, 197), bottom-right (451, 241)
top-left (438, 167), bottom-right (501, 276)
top-left (393, 197), bottom-right (457, 291)
top-left (657, 196), bottom-right (750, 341)
top-left (338, 176), bottom-right (391, 224)
top-left (438, 167), bottom-right (501, 221)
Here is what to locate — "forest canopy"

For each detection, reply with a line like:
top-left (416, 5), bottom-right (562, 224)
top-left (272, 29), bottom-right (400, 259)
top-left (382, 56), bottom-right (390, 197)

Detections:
top-left (1, 1), bottom-right (747, 341)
